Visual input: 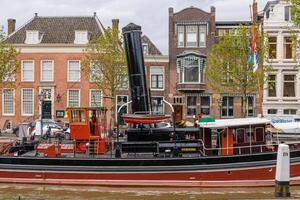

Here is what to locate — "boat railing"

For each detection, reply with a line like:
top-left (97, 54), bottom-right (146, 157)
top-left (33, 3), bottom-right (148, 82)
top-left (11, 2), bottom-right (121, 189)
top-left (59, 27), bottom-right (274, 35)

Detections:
top-left (197, 139), bottom-right (300, 156)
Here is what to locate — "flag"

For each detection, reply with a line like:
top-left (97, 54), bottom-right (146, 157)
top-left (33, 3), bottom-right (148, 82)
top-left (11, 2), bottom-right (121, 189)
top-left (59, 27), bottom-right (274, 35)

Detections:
top-left (252, 26), bottom-right (259, 72)
top-left (247, 31), bottom-right (253, 65)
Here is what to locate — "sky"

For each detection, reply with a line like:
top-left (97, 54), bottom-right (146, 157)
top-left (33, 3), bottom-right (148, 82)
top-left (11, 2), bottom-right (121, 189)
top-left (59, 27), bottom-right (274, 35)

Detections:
top-left (0, 0), bottom-right (267, 54)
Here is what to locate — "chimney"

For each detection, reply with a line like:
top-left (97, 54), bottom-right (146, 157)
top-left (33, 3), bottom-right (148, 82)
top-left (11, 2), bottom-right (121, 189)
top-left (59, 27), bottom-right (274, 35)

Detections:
top-left (252, 0), bottom-right (258, 22)
top-left (210, 6), bottom-right (216, 36)
top-left (169, 7), bottom-right (174, 16)
top-left (112, 19), bottom-right (119, 30)
top-left (7, 18), bottom-right (16, 35)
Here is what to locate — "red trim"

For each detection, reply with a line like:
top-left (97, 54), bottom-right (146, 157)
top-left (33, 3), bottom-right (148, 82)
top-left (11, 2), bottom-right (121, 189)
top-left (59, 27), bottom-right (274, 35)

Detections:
top-left (0, 163), bottom-right (300, 187)
top-left (123, 114), bottom-right (171, 124)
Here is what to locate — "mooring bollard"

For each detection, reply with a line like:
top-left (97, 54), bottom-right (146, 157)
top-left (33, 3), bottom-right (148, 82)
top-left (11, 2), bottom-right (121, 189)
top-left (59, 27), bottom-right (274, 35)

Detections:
top-left (275, 143), bottom-right (290, 198)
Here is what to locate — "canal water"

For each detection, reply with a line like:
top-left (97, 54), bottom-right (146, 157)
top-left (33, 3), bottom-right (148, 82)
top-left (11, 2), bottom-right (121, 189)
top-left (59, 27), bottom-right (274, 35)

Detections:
top-left (1, 184), bottom-right (300, 200)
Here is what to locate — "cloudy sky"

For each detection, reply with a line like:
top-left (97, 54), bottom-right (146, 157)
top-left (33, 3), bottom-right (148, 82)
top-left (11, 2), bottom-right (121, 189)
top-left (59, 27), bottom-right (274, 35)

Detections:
top-left (0, 0), bottom-right (267, 53)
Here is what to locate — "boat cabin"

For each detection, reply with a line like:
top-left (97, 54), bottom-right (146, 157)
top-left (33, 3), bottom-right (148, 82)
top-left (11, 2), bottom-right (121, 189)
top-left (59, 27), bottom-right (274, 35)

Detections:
top-left (66, 107), bottom-right (110, 154)
top-left (197, 118), bottom-right (271, 156)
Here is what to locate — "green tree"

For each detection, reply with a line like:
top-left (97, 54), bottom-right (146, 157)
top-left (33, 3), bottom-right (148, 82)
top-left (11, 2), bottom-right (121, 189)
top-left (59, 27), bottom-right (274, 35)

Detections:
top-left (291, 0), bottom-right (300, 25)
top-left (206, 26), bottom-right (269, 117)
top-left (0, 29), bottom-right (19, 87)
top-left (82, 26), bottom-right (127, 126)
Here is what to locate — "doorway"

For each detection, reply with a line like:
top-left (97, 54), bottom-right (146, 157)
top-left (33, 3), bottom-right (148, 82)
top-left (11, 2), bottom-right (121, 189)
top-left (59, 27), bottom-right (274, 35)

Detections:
top-left (42, 100), bottom-right (52, 119)
top-left (174, 105), bottom-right (183, 123)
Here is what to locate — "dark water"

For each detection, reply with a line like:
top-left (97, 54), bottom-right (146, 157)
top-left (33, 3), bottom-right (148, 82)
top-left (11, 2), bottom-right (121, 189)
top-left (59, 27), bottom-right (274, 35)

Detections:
top-left (1, 184), bottom-right (300, 200)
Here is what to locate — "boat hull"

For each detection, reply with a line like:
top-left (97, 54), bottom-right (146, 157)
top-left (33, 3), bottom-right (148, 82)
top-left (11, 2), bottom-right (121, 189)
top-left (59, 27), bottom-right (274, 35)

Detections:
top-left (1, 151), bottom-right (300, 187)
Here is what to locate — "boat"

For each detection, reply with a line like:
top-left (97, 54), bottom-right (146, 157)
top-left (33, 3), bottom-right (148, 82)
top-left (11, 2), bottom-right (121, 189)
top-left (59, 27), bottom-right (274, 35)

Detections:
top-left (1, 23), bottom-right (300, 188)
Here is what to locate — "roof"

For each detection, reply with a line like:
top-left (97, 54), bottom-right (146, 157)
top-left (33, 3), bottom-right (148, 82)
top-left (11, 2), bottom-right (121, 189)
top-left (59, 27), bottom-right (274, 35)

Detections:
top-left (6, 15), bottom-right (103, 44)
top-left (263, 0), bottom-right (279, 12)
top-left (198, 118), bottom-right (270, 129)
top-left (141, 35), bottom-right (162, 55)
top-left (273, 122), bottom-right (300, 133)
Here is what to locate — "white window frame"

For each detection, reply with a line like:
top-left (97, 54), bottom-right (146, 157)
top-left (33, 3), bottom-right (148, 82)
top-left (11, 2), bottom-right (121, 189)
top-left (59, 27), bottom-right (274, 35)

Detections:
top-left (186, 25), bottom-right (198, 48)
top-left (74, 30), bottom-right (88, 44)
top-left (2, 89), bottom-right (15, 116)
top-left (282, 73), bottom-right (296, 98)
top-left (150, 66), bottom-right (165, 91)
top-left (67, 89), bottom-right (81, 108)
top-left (89, 89), bottom-right (102, 107)
top-left (21, 60), bottom-right (34, 82)
top-left (40, 60), bottom-right (54, 82)
top-left (182, 59), bottom-right (201, 84)
top-left (151, 96), bottom-right (164, 114)
top-left (199, 25), bottom-right (206, 47)
top-left (21, 88), bottom-right (34, 116)
top-left (177, 26), bottom-right (185, 48)
top-left (200, 96), bottom-right (211, 117)
top-left (25, 30), bottom-right (40, 44)
top-left (67, 60), bottom-right (81, 82)
top-left (142, 43), bottom-right (149, 55)
top-left (221, 96), bottom-right (234, 118)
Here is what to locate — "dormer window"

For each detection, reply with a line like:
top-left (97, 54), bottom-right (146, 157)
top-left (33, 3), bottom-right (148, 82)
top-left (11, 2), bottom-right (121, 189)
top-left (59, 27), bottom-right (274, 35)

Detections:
top-left (142, 43), bottom-right (149, 55)
top-left (25, 30), bottom-right (42, 44)
top-left (74, 31), bottom-right (88, 44)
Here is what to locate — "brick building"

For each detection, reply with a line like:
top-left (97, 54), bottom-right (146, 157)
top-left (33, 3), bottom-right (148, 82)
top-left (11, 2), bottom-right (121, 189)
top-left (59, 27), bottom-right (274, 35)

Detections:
top-left (168, 4), bottom-right (261, 122)
top-left (2, 13), bottom-right (107, 129)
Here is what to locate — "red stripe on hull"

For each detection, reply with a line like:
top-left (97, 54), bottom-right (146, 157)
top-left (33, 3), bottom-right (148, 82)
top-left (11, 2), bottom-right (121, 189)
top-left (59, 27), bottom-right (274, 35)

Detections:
top-left (0, 163), bottom-right (300, 187)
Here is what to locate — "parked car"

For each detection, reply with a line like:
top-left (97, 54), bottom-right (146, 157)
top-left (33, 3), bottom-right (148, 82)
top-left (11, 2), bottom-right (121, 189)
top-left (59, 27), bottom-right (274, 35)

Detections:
top-left (28, 119), bottom-right (70, 139)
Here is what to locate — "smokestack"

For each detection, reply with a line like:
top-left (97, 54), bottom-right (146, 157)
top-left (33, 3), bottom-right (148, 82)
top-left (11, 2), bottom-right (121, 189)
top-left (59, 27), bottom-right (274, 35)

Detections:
top-left (112, 19), bottom-right (119, 30)
top-left (210, 6), bottom-right (216, 36)
top-left (7, 18), bottom-right (16, 35)
top-left (122, 23), bottom-right (150, 114)
top-left (252, 0), bottom-right (258, 22)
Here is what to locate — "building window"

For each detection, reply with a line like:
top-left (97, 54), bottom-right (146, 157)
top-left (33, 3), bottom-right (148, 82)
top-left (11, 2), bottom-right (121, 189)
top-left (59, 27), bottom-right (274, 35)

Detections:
top-left (90, 61), bottom-right (102, 82)
top-left (266, 9), bottom-right (270, 19)
top-left (41, 60), bottom-right (53, 82)
top-left (283, 109), bottom-right (297, 115)
top-left (177, 26), bottom-right (184, 47)
top-left (285, 6), bottom-right (291, 21)
top-left (152, 97), bottom-right (164, 114)
top-left (68, 89), bottom-right (80, 107)
top-left (199, 25), bottom-right (206, 47)
top-left (68, 61), bottom-right (81, 82)
top-left (218, 29), bottom-right (227, 37)
top-left (200, 96), bottom-right (210, 116)
top-left (74, 30), bottom-right (88, 44)
top-left (267, 109), bottom-right (277, 115)
top-left (21, 88), bottom-right (34, 116)
top-left (186, 26), bottom-right (197, 47)
top-left (187, 96), bottom-right (197, 116)
top-left (116, 95), bottom-right (128, 125)
top-left (283, 75), bottom-right (295, 97)
top-left (2, 89), bottom-right (14, 116)
top-left (246, 96), bottom-right (255, 117)
top-left (21, 60), bottom-right (34, 82)
top-left (268, 75), bottom-right (276, 97)
top-left (184, 59), bottom-right (199, 83)
top-left (150, 66), bottom-right (164, 90)
top-left (268, 37), bottom-right (277, 59)
top-left (90, 90), bottom-right (102, 107)
top-left (142, 43), bottom-right (149, 55)
top-left (25, 30), bottom-right (41, 44)
top-left (284, 37), bottom-right (295, 59)
top-left (222, 96), bottom-right (234, 118)
top-left (177, 55), bottom-right (205, 84)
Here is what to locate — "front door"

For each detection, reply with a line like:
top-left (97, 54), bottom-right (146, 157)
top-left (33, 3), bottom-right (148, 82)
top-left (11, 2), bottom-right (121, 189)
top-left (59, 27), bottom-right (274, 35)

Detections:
top-left (42, 101), bottom-right (52, 119)
top-left (174, 105), bottom-right (183, 123)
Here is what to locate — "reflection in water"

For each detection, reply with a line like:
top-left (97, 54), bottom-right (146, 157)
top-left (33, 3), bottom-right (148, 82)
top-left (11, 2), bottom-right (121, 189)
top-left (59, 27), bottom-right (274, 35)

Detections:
top-left (1, 184), bottom-right (300, 200)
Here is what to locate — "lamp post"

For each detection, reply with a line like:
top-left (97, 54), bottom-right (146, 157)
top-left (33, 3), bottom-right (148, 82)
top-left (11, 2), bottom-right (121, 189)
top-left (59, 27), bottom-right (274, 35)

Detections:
top-left (38, 91), bottom-right (46, 137)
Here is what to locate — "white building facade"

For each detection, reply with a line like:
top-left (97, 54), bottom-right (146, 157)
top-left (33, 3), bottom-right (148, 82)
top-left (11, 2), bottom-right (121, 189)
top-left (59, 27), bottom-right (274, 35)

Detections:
top-left (263, 0), bottom-right (300, 118)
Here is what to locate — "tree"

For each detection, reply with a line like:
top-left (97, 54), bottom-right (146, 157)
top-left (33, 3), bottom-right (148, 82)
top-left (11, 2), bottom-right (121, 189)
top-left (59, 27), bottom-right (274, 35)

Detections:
top-left (206, 26), bottom-right (269, 117)
top-left (291, 0), bottom-right (300, 26)
top-left (0, 29), bottom-right (19, 87)
top-left (82, 26), bottom-right (127, 127)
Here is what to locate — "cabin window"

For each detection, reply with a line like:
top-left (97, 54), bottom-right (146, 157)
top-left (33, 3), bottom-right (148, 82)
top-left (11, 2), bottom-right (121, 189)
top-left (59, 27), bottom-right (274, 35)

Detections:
top-left (268, 75), bottom-right (276, 97)
top-left (236, 128), bottom-right (245, 143)
top-left (245, 128), bottom-right (255, 143)
top-left (70, 110), bottom-right (86, 123)
top-left (255, 127), bottom-right (264, 142)
top-left (268, 37), bottom-right (277, 59)
top-left (283, 75), bottom-right (296, 97)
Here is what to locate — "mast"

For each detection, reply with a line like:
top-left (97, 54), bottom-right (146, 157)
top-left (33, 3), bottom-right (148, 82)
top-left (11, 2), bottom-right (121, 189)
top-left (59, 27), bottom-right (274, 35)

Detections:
top-left (122, 23), bottom-right (150, 114)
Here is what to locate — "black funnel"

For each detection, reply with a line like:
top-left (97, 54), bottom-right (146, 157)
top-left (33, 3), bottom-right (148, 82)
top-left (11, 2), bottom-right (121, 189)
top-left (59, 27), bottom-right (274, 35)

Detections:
top-left (122, 23), bottom-right (150, 114)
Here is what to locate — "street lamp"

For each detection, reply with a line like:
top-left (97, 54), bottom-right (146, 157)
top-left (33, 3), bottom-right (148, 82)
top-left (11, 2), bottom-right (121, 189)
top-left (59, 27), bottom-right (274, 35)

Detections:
top-left (38, 91), bottom-right (46, 137)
